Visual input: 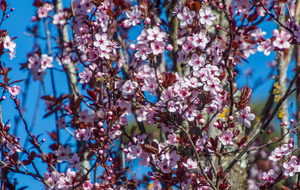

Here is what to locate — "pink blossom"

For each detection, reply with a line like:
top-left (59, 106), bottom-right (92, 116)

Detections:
top-left (75, 127), bottom-right (92, 141)
top-left (177, 50), bottom-right (187, 63)
top-left (177, 7), bottom-right (195, 28)
top-left (157, 159), bottom-right (172, 173)
top-left (31, 69), bottom-right (46, 82)
top-left (168, 151), bottom-right (180, 168)
top-left (120, 80), bottom-right (138, 97)
top-left (28, 54), bottom-right (41, 70)
top-left (172, 1), bottom-right (183, 16)
top-left (79, 109), bottom-right (93, 123)
top-left (53, 11), bottom-right (68, 25)
top-left (141, 77), bottom-right (158, 95)
top-left (151, 41), bottom-right (165, 55)
top-left (262, 169), bottom-right (277, 184)
top-left (56, 117), bottom-right (66, 129)
top-left (238, 106), bottom-right (255, 128)
top-left (139, 151), bottom-right (150, 166)
top-left (272, 29), bottom-right (291, 49)
top-left (127, 144), bottom-right (142, 159)
top-left (183, 158), bottom-right (198, 170)
top-left (8, 85), bottom-right (20, 96)
top-left (203, 77), bottom-right (223, 96)
top-left (125, 5), bottom-right (141, 27)
top-left (192, 31), bottom-right (210, 49)
top-left (257, 39), bottom-right (274, 56)
top-left (6, 141), bottom-right (22, 155)
top-left (93, 33), bottom-right (109, 50)
top-left (147, 26), bottom-right (166, 42)
top-left (183, 105), bottom-right (200, 121)
top-left (83, 180), bottom-right (93, 190)
top-left (268, 144), bottom-right (291, 161)
top-left (218, 131), bottom-right (233, 146)
top-left (109, 129), bottom-right (122, 140)
top-left (137, 29), bottom-right (149, 43)
top-left (95, 10), bottom-right (109, 31)
top-left (283, 156), bottom-right (300, 177)
top-left (135, 43), bottom-right (153, 60)
top-left (3, 36), bottom-right (16, 55)
top-left (166, 133), bottom-right (177, 145)
top-left (251, 28), bottom-right (266, 41)
top-left (199, 7), bottom-right (216, 25)
top-left (68, 153), bottom-right (81, 170)
top-left (188, 53), bottom-right (206, 71)
top-left (55, 145), bottom-right (72, 163)
top-left (182, 41), bottom-right (193, 52)
top-left (40, 54), bottom-right (53, 69)
top-left (236, 0), bottom-right (251, 14)
top-left (119, 117), bottom-right (128, 126)
top-left (37, 7), bottom-right (48, 18)
top-left (79, 68), bottom-right (93, 84)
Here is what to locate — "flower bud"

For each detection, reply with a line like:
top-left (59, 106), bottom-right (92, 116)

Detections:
top-left (150, 176), bottom-right (156, 180)
top-left (107, 176), bottom-right (111, 180)
top-left (123, 148), bottom-right (129, 153)
top-left (156, 23), bottom-right (160, 27)
top-left (228, 116), bottom-right (234, 121)
top-left (144, 17), bottom-right (151, 24)
top-left (290, 119), bottom-right (294, 123)
top-left (129, 44), bottom-right (136, 50)
top-left (213, 122), bottom-right (219, 127)
top-left (31, 16), bottom-right (37, 22)
top-left (199, 118), bottom-right (205, 125)
top-left (166, 44), bottom-right (173, 51)
top-left (99, 150), bottom-right (104, 154)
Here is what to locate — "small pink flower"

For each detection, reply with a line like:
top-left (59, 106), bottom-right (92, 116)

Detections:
top-left (79, 68), bottom-right (93, 84)
top-left (177, 7), bottom-right (195, 28)
top-left (218, 131), bottom-right (233, 146)
top-left (53, 11), bottom-right (68, 25)
top-left (56, 117), bottom-right (66, 129)
top-left (238, 106), bottom-right (255, 128)
top-left (120, 80), bottom-right (138, 97)
top-left (199, 7), bottom-right (216, 25)
top-left (283, 156), bottom-right (300, 177)
top-left (55, 145), bottom-right (71, 163)
top-left (257, 39), bottom-right (274, 56)
top-left (262, 169), bottom-right (277, 184)
top-left (147, 26), bottom-right (166, 42)
top-left (166, 133), bottom-right (177, 145)
top-left (8, 85), bottom-right (20, 96)
top-left (68, 153), bottom-right (81, 170)
top-left (151, 41), bottom-right (165, 55)
top-left (125, 5), bottom-right (141, 27)
top-left (272, 29), bottom-right (291, 49)
top-left (182, 158), bottom-right (198, 170)
top-left (157, 159), bottom-right (172, 173)
top-left (83, 180), bottom-right (93, 190)
top-left (40, 54), bottom-right (53, 69)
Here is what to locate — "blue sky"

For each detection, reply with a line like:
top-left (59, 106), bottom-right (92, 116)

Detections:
top-left (1, 0), bottom-right (297, 189)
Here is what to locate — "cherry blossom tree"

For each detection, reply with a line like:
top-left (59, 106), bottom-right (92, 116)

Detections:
top-left (1, 0), bottom-right (300, 189)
